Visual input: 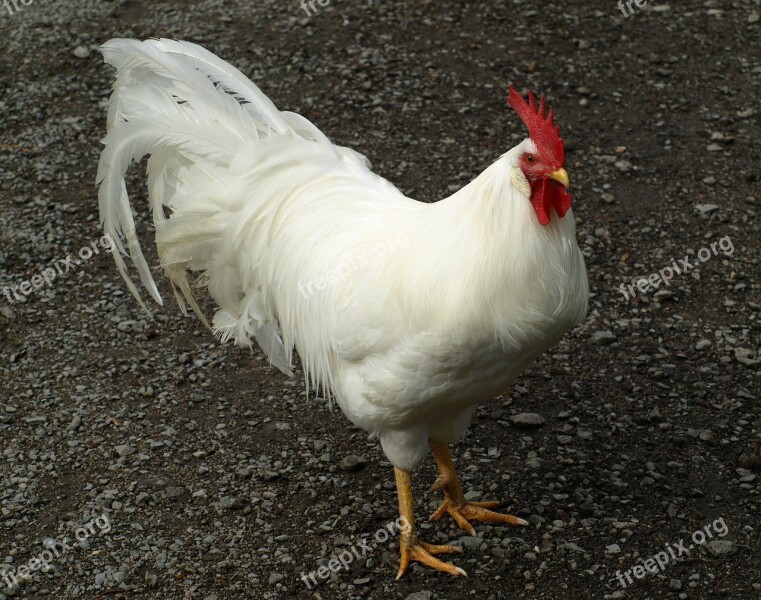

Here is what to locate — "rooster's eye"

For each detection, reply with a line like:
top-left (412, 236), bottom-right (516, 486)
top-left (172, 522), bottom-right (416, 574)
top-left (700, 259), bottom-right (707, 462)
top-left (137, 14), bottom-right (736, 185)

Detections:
top-left (525, 154), bottom-right (536, 164)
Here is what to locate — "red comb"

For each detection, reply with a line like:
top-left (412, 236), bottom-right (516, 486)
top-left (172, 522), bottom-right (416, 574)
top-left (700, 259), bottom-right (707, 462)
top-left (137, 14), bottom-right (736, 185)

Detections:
top-left (507, 86), bottom-right (565, 167)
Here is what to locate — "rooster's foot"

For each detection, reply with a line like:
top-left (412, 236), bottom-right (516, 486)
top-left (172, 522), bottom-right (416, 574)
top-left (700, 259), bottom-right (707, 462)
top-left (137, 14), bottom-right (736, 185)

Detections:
top-left (429, 495), bottom-right (528, 537)
top-left (428, 439), bottom-right (528, 536)
top-left (395, 538), bottom-right (465, 580)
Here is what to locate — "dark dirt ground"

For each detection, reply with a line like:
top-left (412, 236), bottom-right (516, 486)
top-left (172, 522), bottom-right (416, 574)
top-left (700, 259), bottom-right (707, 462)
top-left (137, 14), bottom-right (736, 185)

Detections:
top-left (0, 1), bottom-right (759, 599)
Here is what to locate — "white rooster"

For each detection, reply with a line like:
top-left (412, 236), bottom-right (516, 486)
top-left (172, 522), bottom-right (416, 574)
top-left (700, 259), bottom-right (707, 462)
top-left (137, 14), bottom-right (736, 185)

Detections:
top-left (96, 38), bottom-right (589, 579)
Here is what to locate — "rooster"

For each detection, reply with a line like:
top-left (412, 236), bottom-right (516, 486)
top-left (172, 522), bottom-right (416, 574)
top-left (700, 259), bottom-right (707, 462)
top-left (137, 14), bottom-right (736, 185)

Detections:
top-left (96, 39), bottom-right (589, 579)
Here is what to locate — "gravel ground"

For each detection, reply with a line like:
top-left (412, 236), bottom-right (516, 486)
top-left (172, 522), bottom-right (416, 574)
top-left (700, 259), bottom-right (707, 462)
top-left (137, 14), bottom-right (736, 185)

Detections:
top-left (1, 1), bottom-right (759, 599)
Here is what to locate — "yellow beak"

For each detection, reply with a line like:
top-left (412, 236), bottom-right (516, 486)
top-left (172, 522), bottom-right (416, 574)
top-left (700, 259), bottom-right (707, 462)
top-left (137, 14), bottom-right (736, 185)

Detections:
top-left (548, 168), bottom-right (570, 188)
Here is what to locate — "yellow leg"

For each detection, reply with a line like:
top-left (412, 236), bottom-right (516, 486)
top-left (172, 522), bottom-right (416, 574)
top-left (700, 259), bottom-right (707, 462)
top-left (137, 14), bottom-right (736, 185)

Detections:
top-left (428, 440), bottom-right (528, 536)
top-left (393, 467), bottom-right (466, 579)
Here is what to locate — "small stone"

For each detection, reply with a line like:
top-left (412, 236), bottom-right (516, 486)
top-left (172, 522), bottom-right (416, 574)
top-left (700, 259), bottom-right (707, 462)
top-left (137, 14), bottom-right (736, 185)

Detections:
top-left (706, 143), bottom-right (723, 152)
top-left (115, 444), bottom-right (136, 457)
top-left (695, 203), bottom-right (719, 214)
top-left (405, 592), bottom-right (433, 600)
top-left (117, 320), bottom-right (135, 332)
top-left (592, 331), bottom-right (617, 345)
top-left (706, 540), bottom-right (738, 557)
top-left (738, 454), bottom-right (761, 471)
top-left (340, 454), bottom-right (367, 472)
top-left (695, 339), bottom-right (712, 350)
top-left (73, 45), bottom-right (90, 59)
top-left (166, 486), bottom-right (187, 498)
top-left (561, 541), bottom-right (586, 553)
top-left (456, 536), bottom-right (483, 549)
top-left (218, 496), bottom-right (242, 510)
top-left (510, 413), bottom-right (546, 428)
top-left (606, 543), bottom-right (621, 554)
top-left (749, 12), bottom-right (760, 23)
top-left (24, 415), bottom-right (47, 423)
top-left (268, 572), bottom-right (284, 584)
top-left (734, 347), bottom-right (760, 367)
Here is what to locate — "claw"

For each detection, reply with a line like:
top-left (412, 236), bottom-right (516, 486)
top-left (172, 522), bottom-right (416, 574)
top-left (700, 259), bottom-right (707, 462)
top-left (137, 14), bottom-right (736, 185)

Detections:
top-left (428, 475), bottom-right (447, 493)
top-left (430, 497), bottom-right (528, 536)
top-left (395, 539), bottom-right (466, 580)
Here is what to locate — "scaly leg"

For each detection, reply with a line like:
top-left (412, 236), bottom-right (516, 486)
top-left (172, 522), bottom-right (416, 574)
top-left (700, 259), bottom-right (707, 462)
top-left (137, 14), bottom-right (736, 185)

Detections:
top-left (393, 467), bottom-right (466, 579)
top-left (428, 439), bottom-right (528, 536)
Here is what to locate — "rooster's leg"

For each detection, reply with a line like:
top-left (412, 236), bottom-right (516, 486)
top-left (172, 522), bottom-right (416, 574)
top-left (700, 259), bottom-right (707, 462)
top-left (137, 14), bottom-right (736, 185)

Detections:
top-left (393, 467), bottom-right (466, 579)
top-left (428, 439), bottom-right (528, 536)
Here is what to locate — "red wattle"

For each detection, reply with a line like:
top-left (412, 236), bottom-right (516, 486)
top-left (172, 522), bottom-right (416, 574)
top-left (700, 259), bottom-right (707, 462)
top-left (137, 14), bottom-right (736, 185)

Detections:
top-left (530, 178), bottom-right (572, 225)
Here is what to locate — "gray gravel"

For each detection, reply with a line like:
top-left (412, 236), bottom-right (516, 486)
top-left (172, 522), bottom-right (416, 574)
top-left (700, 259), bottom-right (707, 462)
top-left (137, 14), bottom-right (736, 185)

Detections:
top-left (1, 1), bottom-right (760, 599)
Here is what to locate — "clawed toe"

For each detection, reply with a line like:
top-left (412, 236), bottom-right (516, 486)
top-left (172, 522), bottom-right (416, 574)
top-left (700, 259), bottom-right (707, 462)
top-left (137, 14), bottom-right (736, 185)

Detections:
top-left (396, 539), bottom-right (466, 579)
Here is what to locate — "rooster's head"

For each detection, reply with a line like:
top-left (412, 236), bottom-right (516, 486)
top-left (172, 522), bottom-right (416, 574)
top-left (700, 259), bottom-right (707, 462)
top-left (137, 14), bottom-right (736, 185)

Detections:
top-left (508, 86), bottom-right (571, 226)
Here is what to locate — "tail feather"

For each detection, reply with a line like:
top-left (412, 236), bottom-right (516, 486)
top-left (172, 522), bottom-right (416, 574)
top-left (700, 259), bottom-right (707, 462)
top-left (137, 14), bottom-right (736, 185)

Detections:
top-left (144, 38), bottom-right (289, 137)
top-left (96, 38), bottom-right (393, 389)
top-left (96, 38), bottom-right (288, 360)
